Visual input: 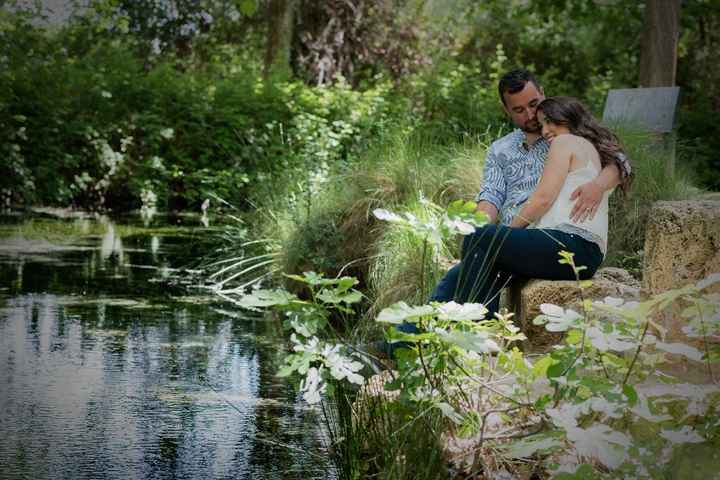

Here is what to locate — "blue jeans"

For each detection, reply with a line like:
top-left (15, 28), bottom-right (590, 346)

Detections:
top-left (395, 225), bottom-right (603, 338)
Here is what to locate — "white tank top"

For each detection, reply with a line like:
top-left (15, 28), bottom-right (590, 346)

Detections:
top-left (534, 155), bottom-right (610, 254)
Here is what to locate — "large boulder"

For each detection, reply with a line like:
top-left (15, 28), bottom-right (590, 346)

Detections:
top-left (642, 199), bottom-right (720, 295)
top-left (509, 267), bottom-right (640, 349)
top-left (641, 199), bottom-right (720, 361)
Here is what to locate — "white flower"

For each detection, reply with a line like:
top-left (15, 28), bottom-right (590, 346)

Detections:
top-left (299, 367), bottom-right (326, 404)
top-left (160, 128), bottom-right (175, 140)
top-left (101, 90), bottom-right (112, 98)
top-left (538, 304), bottom-right (583, 332)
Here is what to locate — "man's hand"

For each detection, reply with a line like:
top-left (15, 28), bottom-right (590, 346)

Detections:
top-left (570, 179), bottom-right (603, 223)
top-left (475, 200), bottom-right (498, 224)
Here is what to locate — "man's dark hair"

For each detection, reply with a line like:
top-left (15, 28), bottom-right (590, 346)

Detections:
top-left (498, 69), bottom-right (542, 105)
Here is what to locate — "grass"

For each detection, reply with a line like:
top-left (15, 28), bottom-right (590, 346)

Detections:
top-left (324, 383), bottom-right (451, 480)
top-left (605, 127), bottom-right (702, 271)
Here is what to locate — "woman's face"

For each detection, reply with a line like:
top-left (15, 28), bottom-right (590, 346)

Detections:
top-left (538, 110), bottom-right (570, 144)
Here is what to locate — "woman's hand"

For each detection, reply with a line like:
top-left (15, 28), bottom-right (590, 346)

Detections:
top-left (570, 179), bottom-right (603, 222)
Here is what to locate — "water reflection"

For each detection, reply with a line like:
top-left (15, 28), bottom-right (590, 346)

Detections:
top-left (0, 215), bottom-right (332, 480)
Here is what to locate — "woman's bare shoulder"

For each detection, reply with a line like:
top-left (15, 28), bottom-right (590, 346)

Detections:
top-left (550, 133), bottom-right (588, 147)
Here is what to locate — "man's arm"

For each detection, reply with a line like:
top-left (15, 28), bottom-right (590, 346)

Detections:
top-left (569, 162), bottom-right (621, 223)
top-left (474, 146), bottom-right (506, 225)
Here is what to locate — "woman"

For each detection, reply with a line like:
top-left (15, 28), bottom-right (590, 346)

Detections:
top-left (430, 96), bottom-right (631, 315)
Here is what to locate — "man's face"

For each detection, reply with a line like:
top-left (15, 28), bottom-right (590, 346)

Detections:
top-left (502, 82), bottom-right (545, 134)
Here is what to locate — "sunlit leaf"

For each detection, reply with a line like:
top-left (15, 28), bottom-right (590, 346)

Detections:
top-left (377, 302), bottom-right (435, 324)
top-left (439, 330), bottom-right (499, 353)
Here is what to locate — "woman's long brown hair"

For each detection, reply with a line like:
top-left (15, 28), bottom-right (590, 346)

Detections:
top-left (537, 96), bottom-right (633, 195)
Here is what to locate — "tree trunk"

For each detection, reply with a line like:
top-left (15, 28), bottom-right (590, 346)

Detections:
top-left (263, 0), bottom-right (296, 81)
top-left (639, 0), bottom-right (681, 87)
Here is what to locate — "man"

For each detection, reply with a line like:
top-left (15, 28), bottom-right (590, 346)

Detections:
top-left (476, 68), bottom-right (630, 227)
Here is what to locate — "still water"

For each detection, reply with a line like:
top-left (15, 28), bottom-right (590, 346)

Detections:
top-left (0, 213), bottom-right (332, 480)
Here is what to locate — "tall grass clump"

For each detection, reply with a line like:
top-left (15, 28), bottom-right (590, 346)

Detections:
top-left (268, 130), bottom-right (491, 286)
top-left (324, 385), bottom-right (450, 480)
top-left (606, 127), bottom-right (702, 271)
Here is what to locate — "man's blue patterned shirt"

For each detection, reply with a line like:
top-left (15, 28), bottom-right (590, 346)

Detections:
top-left (475, 129), bottom-right (550, 225)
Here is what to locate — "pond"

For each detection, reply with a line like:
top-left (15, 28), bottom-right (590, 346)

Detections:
top-left (0, 213), bottom-right (333, 480)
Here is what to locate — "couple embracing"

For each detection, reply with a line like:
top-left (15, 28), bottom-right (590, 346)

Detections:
top-left (422, 69), bottom-right (634, 324)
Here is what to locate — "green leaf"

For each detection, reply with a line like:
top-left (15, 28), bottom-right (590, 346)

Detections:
top-left (623, 384), bottom-right (638, 406)
top-left (317, 288), bottom-right (362, 305)
top-left (277, 351), bottom-right (314, 377)
top-left (566, 329), bottom-right (583, 345)
top-left (335, 276), bottom-right (359, 292)
top-left (532, 356), bottom-right (555, 377)
top-left (376, 302), bottom-right (435, 324)
top-left (237, 289), bottom-right (297, 309)
top-left (440, 330), bottom-right (500, 353)
top-left (238, 0), bottom-right (258, 16)
top-left (547, 362), bottom-right (566, 379)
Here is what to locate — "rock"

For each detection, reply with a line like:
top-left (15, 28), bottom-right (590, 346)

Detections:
top-left (509, 268), bottom-right (640, 349)
top-left (642, 200), bottom-right (720, 295)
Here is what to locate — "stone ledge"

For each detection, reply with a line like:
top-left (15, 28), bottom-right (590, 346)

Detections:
top-left (508, 267), bottom-right (640, 349)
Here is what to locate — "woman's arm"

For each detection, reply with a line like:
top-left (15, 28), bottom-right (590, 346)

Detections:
top-left (510, 136), bottom-right (574, 228)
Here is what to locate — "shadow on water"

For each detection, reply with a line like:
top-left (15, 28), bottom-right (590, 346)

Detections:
top-left (0, 213), bottom-right (334, 480)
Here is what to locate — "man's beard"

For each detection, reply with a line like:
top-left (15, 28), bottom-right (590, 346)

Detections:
top-left (521, 120), bottom-right (541, 134)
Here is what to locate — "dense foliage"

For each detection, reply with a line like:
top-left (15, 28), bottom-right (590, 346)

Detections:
top-left (2, 0), bottom-right (717, 212)
top-left (222, 213), bottom-right (720, 478)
